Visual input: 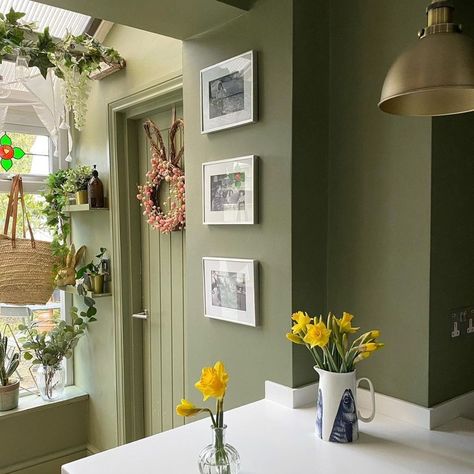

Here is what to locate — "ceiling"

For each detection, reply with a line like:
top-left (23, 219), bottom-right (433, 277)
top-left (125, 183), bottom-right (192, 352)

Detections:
top-left (30, 0), bottom-right (253, 39)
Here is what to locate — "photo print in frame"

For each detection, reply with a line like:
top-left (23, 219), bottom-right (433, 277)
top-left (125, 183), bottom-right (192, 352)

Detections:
top-left (202, 155), bottom-right (257, 225)
top-left (200, 50), bottom-right (257, 134)
top-left (202, 257), bottom-right (258, 326)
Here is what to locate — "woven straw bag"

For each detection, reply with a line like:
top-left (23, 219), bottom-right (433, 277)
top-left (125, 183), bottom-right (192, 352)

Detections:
top-left (0, 175), bottom-right (56, 305)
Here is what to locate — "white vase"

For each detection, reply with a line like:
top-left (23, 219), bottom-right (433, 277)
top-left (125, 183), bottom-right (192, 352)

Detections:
top-left (315, 367), bottom-right (375, 443)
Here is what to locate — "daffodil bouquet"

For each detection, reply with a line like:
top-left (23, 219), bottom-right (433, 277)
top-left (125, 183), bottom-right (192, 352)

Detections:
top-left (286, 312), bottom-right (384, 373)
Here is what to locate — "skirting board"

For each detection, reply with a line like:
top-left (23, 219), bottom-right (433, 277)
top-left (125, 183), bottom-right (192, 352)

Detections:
top-left (264, 380), bottom-right (474, 430)
top-left (0, 446), bottom-right (87, 474)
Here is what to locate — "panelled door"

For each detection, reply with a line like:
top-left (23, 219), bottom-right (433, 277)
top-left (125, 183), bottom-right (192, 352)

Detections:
top-left (136, 103), bottom-right (185, 436)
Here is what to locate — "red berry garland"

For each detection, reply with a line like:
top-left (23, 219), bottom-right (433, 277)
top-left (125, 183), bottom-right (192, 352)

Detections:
top-left (137, 119), bottom-right (185, 233)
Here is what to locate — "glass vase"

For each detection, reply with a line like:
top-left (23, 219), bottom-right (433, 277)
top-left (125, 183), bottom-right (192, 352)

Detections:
top-left (198, 425), bottom-right (240, 474)
top-left (35, 364), bottom-right (65, 402)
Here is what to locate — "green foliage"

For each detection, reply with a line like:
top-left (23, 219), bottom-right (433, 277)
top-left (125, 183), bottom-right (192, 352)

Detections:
top-left (19, 294), bottom-right (97, 368)
top-left (42, 169), bottom-right (70, 262)
top-left (0, 331), bottom-right (20, 386)
top-left (63, 165), bottom-right (92, 193)
top-left (76, 247), bottom-right (107, 278)
top-left (0, 9), bottom-right (123, 76)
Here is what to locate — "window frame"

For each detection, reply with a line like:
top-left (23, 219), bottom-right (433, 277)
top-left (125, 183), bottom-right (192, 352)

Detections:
top-left (0, 121), bottom-right (73, 392)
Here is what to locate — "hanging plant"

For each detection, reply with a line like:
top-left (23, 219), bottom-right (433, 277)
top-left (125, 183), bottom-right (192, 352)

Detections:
top-left (0, 9), bottom-right (125, 130)
top-left (137, 119), bottom-right (185, 233)
top-left (42, 169), bottom-right (70, 263)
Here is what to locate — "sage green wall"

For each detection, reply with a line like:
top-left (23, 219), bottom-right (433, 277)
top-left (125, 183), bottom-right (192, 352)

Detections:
top-left (429, 112), bottom-right (474, 406)
top-left (327, 0), bottom-right (433, 406)
top-left (72, 25), bottom-right (182, 451)
top-left (291, 0), bottom-right (329, 387)
top-left (183, 0), bottom-right (294, 407)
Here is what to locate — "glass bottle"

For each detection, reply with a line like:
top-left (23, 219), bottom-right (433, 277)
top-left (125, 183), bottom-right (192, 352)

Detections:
top-left (198, 425), bottom-right (240, 474)
top-left (88, 165), bottom-right (104, 208)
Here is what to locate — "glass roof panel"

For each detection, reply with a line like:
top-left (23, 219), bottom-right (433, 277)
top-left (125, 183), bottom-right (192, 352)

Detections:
top-left (0, 0), bottom-right (91, 37)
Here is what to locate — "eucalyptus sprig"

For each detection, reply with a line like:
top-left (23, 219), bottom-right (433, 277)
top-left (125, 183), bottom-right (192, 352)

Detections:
top-left (19, 293), bottom-right (97, 368)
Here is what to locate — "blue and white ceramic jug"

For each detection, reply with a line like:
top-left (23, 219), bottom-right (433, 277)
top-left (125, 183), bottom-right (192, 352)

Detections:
top-left (315, 368), bottom-right (375, 443)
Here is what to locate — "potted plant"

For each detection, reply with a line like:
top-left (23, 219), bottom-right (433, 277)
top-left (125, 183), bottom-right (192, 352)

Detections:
top-left (63, 165), bottom-right (93, 205)
top-left (76, 247), bottom-right (107, 294)
top-left (0, 331), bottom-right (20, 411)
top-left (19, 296), bottom-right (97, 401)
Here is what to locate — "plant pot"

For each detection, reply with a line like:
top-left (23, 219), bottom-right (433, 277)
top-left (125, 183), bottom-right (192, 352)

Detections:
top-left (314, 368), bottom-right (376, 443)
top-left (75, 190), bottom-right (88, 204)
top-left (91, 274), bottom-right (104, 294)
top-left (0, 380), bottom-right (20, 411)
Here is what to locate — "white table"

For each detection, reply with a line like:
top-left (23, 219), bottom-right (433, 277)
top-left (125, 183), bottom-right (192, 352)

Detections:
top-left (62, 399), bottom-right (474, 474)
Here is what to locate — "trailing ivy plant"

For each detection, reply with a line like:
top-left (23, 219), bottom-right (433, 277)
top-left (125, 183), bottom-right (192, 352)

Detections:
top-left (0, 9), bottom-right (124, 129)
top-left (42, 169), bottom-right (70, 262)
top-left (19, 291), bottom-right (97, 368)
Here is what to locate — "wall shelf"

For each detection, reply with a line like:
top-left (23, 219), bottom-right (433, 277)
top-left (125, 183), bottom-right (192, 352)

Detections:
top-left (57, 285), bottom-right (112, 298)
top-left (64, 203), bottom-right (109, 212)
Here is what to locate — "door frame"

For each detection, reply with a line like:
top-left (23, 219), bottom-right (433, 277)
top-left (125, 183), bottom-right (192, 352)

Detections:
top-left (107, 75), bottom-right (183, 445)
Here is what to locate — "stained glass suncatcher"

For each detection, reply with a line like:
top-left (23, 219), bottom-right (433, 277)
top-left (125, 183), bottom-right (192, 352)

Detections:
top-left (0, 133), bottom-right (26, 172)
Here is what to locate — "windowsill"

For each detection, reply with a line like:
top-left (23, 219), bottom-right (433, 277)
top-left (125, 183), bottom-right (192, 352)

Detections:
top-left (0, 386), bottom-right (88, 420)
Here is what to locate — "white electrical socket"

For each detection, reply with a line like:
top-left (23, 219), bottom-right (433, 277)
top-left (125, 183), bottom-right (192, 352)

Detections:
top-left (451, 321), bottom-right (461, 338)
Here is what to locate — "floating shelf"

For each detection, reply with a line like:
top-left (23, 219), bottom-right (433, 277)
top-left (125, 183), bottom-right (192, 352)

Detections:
top-left (57, 285), bottom-right (112, 298)
top-left (64, 203), bottom-right (109, 212)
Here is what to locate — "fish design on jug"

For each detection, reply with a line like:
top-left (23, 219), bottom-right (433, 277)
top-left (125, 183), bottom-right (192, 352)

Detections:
top-left (316, 388), bottom-right (323, 438)
top-left (329, 388), bottom-right (358, 443)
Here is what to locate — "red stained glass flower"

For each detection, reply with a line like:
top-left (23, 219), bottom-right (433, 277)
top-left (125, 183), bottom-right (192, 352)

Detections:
top-left (0, 133), bottom-right (25, 171)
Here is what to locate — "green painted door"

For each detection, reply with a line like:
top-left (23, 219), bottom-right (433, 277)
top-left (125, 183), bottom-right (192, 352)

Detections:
top-left (137, 104), bottom-right (185, 435)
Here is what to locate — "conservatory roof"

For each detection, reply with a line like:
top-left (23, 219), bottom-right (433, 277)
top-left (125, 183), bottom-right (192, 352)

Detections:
top-left (0, 0), bottom-right (92, 83)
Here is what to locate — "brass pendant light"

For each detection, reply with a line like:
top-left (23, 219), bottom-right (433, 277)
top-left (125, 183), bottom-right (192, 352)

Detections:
top-left (379, 0), bottom-right (474, 117)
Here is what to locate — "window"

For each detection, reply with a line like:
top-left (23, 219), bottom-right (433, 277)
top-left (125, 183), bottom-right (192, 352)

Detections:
top-left (0, 125), bottom-right (57, 194)
top-left (0, 124), bottom-right (71, 395)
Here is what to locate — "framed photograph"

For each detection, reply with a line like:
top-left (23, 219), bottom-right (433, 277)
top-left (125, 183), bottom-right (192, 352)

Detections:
top-left (202, 257), bottom-right (258, 327)
top-left (202, 155), bottom-right (257, 225)
top-left (200, 50), bottom-right (257, 134)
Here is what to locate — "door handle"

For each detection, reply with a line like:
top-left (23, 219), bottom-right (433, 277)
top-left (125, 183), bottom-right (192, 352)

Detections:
top-left (132, 309), bottom-right (148, 320)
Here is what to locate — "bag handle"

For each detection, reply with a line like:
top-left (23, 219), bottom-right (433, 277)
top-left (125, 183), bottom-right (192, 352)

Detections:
top-left (3, 175), bottom-right (35, 248)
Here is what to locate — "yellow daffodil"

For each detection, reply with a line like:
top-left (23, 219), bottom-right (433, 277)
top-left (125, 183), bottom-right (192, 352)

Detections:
top-left (303, 321), bottom-right (331, 348)
top-left (359, 342), bottom-right (384, 352)
top-left (336, 312), bottom-right (360, 334)
top-left (354, 352), bottom-right (371, 364)
top-left (370, 330), bottom-right (380, 339)
top-left (286, 332), bottom-right (305, 345)
top-left (291, 311), bottom-right (312, 334)
top-left (195, 361), bottom-right (229, 401)
top-left (176, 399), bottom-right (202, 417)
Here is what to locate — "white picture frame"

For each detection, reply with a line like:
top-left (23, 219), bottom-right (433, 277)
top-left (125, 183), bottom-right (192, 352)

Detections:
top-left (202, 155), bottom-right (257, 225)
top-left (200, 50), bottom-right (257, 134)
top-left (202, 257), bottom-right (258, 327)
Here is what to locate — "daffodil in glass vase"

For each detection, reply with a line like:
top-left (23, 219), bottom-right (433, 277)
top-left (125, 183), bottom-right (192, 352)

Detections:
top-left (176, 361), bottom-right (240, 474)
top-left (287, 312), bottom-right (384, 443)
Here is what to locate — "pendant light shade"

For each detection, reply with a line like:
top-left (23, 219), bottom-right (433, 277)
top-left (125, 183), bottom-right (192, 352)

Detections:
top-left (379, 1), bottom-right (474, 117)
